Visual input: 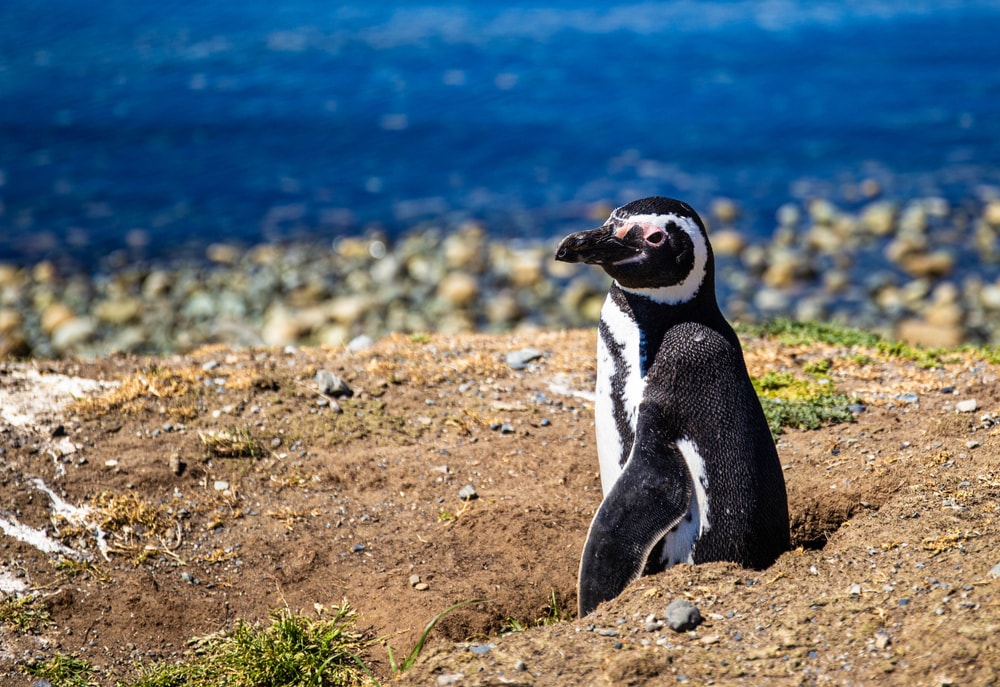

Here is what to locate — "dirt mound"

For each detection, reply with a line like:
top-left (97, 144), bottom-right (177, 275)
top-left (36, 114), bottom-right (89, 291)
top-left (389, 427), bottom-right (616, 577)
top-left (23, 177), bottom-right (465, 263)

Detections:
top-left (0, 330), bottom-right (997, 685)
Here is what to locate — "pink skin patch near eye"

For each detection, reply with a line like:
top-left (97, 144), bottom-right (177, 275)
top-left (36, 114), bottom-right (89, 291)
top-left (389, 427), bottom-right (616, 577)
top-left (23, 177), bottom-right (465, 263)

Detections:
top-left (614, 222), bottom-right (665, 244)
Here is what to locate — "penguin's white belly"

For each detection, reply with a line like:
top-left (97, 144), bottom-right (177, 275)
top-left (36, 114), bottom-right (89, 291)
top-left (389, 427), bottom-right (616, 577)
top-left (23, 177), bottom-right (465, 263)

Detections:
top-left (595, 294), bottom-right (645, 495)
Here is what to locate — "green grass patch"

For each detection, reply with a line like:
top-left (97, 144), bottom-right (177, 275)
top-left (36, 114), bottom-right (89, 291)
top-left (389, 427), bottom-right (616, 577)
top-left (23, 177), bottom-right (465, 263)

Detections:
top-left (752, 370), bottom-right (857, 436)
top-left (0, 593), bottom-right (52, 634)
top-left (129, 603), bottom-right (374, 687)
top-left (22, 653), bottom-right (97, 687)
top-left (742, 318), bottom-right (946, 368)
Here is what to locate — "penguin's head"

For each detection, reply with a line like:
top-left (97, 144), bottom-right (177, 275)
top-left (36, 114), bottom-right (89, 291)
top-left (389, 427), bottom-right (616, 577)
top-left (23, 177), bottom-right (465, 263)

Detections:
top-left (555, 196), bottom-right (713, 305)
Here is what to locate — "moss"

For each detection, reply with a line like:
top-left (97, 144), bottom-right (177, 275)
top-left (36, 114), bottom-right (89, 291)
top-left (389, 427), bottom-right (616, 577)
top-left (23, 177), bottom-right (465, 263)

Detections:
top-left (751, 369), bottom-right (856, 436)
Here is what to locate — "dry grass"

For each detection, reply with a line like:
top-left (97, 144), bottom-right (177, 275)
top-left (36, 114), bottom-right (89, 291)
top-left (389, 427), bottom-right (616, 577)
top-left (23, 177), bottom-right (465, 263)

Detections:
top-left (71, 367), bottom-right (201, 415)
top-left (199, 425), bottom-right (263, 458)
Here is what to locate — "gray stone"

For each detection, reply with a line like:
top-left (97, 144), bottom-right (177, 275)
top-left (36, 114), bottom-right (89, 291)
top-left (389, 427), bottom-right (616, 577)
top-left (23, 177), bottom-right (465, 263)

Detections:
top-left (168, 454), bottom-right (185, 476)
top-left (505, 347), bottom-right (545, 370)
top-left (665, 599), bottom-right (702, 632)
top-left (437, 673), bottom-right (464, 686)
top-left (458, 484), bottom-right (478, 501)
top-left (989, 562), bottom-right (1000, 579)
top-left (956, 399), bottom-right (978, 413)
top-left (874, 630), bottom-right (892, 650)
top-left (347, 334), bottom-right (374, 352)
top-left (315, 370), bottom-right (353, 398)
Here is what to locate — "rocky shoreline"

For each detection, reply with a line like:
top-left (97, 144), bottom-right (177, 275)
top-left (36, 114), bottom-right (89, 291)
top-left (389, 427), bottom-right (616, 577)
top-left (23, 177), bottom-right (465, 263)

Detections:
top-left (2, 193), bottom-right (1000, 359)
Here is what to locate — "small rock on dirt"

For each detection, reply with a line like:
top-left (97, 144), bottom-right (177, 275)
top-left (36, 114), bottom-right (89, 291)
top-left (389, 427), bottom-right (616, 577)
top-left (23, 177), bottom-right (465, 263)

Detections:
top-left (505, 347), bottom-right (545, 370)
top-left (458, 484), bottom-right (478, 501)
top-left (315, 370), bottom-right (353, 398)
top-left (874, 630), bottom-right (892, 650)
top-left (956, 399), bottom-right (978, 413)
top-left (168, 454), bottom-right (185, 476)
top-left (408, 574), bottom-right (421, 587)
top-left (437, 673), bottom-right (464, 686)
top-left (988, 562), bottom-right (1000, 579)
top-left (665, 599), bottom-right (702, 632)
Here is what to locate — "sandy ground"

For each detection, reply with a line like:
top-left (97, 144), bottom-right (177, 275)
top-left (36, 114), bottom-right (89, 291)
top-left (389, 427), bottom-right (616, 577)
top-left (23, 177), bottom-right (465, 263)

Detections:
top-left (0, 329), bottom-right (997, 686)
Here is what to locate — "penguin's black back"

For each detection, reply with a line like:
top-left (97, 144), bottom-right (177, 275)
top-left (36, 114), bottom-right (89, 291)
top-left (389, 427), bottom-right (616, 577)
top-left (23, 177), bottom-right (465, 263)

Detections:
top-left (641, 318), bottom-right (789, 569)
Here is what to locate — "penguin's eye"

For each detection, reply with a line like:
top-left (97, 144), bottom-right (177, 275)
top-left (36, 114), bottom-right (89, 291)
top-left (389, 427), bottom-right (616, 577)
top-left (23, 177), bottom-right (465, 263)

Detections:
top-left (645, 230), bottom-right (664, 245)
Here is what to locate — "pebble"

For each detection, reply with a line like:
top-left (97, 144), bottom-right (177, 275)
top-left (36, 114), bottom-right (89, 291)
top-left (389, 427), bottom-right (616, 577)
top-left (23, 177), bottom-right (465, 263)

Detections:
top-left (989, 562), bottom-right (1000, 579)
top-left (665, 599), bottom-right (702, 632)
top-left (168, 454), bottom-right (185, 476)
top-left (513, 660), bottom-right (527, 672)
top-left (437, 673), bottom-right (464, 686)
top-left (505, 347), bottom-right (545, 370)
top-left (408, 574), bottom-right (421, 587)
top-left (458, 484), bottom-right (478, 501)
top-left (956, 399), bottom-right (978, 413)
top-left (315, 370), bottom-right (353, 398)
top-left (414, 582), bottom-right (429, 591)
top-left (347, 334), bottom-right (374, 351)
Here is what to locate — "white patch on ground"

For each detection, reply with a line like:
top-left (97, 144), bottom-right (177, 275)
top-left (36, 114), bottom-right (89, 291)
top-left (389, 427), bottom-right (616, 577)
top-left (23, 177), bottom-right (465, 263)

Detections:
top-left (0, 369), bottom-right (115, 428)
top-left (547, 376), bottom-right (596, 402)
top-left (0, 514), bottom-right (81, 560)
top-left (0, 570), bottom-right (27, 595)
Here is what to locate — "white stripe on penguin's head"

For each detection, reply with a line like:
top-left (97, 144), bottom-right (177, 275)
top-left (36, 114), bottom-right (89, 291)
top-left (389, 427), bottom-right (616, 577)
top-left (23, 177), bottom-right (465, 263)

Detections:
top-left (614, 211), bottom-right (709, 305)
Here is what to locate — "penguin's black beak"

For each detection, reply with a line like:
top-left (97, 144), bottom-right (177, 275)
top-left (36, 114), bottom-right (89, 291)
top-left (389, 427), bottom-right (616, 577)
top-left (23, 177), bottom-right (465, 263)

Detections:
top-left (555, 225), bottom-right (639, 265)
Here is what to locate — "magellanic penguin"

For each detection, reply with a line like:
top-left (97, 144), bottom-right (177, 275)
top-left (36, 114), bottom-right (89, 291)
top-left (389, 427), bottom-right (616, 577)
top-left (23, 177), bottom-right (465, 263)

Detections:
top-left (555, 196), bottom-right (790, 617)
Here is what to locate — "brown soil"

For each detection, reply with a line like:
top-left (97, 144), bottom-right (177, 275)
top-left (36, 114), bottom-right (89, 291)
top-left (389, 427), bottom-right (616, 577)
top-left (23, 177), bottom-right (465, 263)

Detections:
top-left (0, 330), bottom-right (997, 686)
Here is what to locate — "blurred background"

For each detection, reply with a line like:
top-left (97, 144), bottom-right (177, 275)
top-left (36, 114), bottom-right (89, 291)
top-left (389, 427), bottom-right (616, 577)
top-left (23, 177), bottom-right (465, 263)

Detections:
top-left (2, 1), bottom-right (1000, 356)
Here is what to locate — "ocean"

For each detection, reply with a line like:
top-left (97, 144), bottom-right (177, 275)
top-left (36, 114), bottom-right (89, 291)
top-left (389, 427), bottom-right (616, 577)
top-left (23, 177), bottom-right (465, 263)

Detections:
top-left (2, 1), bottom-right (1000, 265)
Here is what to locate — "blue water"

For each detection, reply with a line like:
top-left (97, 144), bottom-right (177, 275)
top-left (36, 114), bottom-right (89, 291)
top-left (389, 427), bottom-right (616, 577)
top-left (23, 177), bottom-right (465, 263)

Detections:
top-left (2, 1), bottom-right (1000, 265)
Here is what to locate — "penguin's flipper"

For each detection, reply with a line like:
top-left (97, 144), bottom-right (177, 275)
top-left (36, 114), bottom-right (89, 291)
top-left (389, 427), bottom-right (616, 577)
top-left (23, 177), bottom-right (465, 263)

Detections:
top-left (578, 402), bottom-right (692, 616)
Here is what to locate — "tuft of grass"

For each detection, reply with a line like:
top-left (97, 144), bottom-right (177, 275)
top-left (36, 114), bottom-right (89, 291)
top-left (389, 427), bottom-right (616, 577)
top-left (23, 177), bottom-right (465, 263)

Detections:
top-left (199, 425), bottom-right (263, 458)
top-left (130, 603), bottom-right (374, 687)
top-left (385, 599), bottom-right (487, 675)
top-left (536, 589), bottom-right (573, 625)
top-left (500, 590), bottom-right (572, 636)
top-left (0, 593), bottom-right (53, 634)
top-left (266, 506), bottom-right (322, 531)
top-left (53, 556), bottom-right (112, 583)
top-left (22, 653), bottom-right (97, 687)
top-left (752, 371), bottom-right (857, 436)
